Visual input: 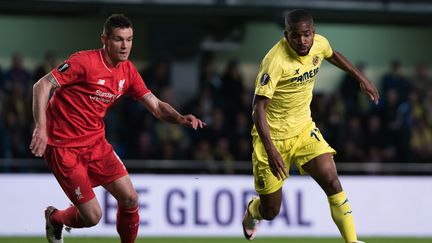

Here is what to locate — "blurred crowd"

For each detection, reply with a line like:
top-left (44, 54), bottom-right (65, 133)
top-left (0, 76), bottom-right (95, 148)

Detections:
top-left (326, 60), bottom-right (432, 163)
top-left (0, 51), bottom-right (431, 173)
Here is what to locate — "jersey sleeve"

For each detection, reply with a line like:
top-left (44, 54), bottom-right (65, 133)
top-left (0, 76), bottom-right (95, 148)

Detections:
top-left (254, 56), bottom-right (283, 99)
top-left (319, 35), bottom-right (333, 59)
top-left (126, 63), bottom-right (151, 99)
top-left (51, 52), bottom-right (87, 86)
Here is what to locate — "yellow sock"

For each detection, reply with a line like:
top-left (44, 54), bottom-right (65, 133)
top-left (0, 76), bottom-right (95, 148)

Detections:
top-left (328, 191), bottom-right (357, 243)
top-left (248, 197), bottom-right (263, 220)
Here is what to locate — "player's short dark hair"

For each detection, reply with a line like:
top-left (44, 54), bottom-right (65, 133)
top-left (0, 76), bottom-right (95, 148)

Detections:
top-left (102, 13), bottom-right (132, 37)
top-left (284, 9), bottom-right (314, 29)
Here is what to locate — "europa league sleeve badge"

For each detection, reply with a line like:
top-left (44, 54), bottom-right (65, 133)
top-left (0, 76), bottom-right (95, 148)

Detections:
top-left (260, 73), bottom-right (270, 86)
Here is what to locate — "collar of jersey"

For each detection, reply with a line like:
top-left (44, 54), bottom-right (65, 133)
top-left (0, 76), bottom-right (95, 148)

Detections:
top-left (283, 38), bottom-right (310, 65)
top-left (99, 48), bottom-right (118, 72)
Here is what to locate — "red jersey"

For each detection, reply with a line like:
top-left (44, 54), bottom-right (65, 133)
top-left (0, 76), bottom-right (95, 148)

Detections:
top-left (47, 49), bottom-right (150, 147)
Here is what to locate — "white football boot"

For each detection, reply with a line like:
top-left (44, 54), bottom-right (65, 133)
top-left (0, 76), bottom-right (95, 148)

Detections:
top-left (242, 197), bottom-right (261, 240)
top-left (45, 206), bottom-right (64, 243)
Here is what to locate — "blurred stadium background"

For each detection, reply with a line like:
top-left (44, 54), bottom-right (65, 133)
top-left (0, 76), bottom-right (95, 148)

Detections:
top-left (0, 0), bottom-right (432, 242)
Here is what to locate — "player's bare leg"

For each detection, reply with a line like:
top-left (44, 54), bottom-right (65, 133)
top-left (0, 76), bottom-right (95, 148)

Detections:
top-left (302, 153), bottom-right (360, 243)
top-left (258, 189), bottom-right (283, 220)
top-left (103, 175), bottom-right (139, 243)
top-left (302, 153), bottom-right (342, 195)
top-left (75, 198), bottom-right (103, 226)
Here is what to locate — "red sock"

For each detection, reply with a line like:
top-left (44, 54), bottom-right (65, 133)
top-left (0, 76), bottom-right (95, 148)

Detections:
top-left (116, 204), bottom-right (139, 243)
top-left (50, 206), bottom-right (86, 228)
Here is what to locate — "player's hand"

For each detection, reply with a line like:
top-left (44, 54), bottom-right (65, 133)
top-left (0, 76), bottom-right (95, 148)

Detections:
top-left (267, 147), bottom-right (287, 181)
top-left (360, 78), bottom-right (380, 105)
top-left (182, 114), bottom-right (206, 130)
top-left (29, 126), bottom-right (48, 157)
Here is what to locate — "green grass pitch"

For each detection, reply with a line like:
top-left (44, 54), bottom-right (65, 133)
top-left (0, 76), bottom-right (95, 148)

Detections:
top-left (0, 237), bottom-right (431, 243)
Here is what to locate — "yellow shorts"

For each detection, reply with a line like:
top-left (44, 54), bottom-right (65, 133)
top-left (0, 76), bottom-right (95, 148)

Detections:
top-left (252, 122), bottom-right (336, 195)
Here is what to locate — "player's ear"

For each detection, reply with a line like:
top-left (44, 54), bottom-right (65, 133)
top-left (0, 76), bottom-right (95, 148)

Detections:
top-left (100, 34), bottom-right (107, 46)
top-left (283, 30), bottom-right (289, 40)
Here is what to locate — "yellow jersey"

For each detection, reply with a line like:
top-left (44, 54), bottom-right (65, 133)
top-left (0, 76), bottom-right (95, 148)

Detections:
top-left (251, 34), bottom-right (333, 139)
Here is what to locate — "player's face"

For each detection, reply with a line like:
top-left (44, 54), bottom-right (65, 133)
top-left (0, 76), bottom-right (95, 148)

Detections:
top-left (102, 27), bottom-right (133, 65)
top-left (284, 21), bottom-right (315, 56)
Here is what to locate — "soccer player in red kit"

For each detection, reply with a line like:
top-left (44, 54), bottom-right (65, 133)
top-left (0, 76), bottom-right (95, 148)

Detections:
top-left (29, 14), bottom-right (205, 243)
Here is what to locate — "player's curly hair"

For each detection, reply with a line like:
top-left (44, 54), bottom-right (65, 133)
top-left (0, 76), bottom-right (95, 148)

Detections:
top-left (285, 9), bottom-right (313, 29)
top-left (102, 13), bottom-right (133, 37)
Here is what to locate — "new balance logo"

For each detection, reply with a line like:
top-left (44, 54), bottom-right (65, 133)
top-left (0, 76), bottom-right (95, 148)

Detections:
top-left (97, 79), bottom-right (106, 85)
top-left (344, 210), bottom-right (353, 215)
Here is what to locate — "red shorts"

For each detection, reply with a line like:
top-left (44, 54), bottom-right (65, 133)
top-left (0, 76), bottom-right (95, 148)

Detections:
top-left (44, 138), bottom-right (128, 205)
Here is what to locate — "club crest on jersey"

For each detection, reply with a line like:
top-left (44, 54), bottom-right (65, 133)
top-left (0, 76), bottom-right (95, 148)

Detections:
top-left (57, 63), bottom-right (70, 73)
top-left (74, 186), bottom-right (84, 200)
top-left (312, 56), bottom-right (319, 66)
top-left (118, 79), bottom-right (125, 92)
top-left (260, 73), bottom-right (270, 86)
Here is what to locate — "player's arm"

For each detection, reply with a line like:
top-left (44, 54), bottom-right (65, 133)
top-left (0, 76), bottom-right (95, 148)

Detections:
top-left (252, 94), bottom-right (287, 180)
top-left (138, 93), bottom-right (205, 130)
top-left (326, 50), bottom-right (380, 104)
top-left (29, 73), bottom-right (59, 157)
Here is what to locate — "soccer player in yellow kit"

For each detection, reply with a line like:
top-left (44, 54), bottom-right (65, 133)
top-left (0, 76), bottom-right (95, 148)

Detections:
top-left (242, 9), bottom-right (379, 243)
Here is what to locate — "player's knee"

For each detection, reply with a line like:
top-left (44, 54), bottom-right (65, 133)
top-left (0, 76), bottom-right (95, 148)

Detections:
top-left (119, 191), bottom-right (138, 208)
top-left (82, 208), bottom-right (102, 227)
top-left (260, 205), bottom-right (280, 220)
top-left (323, 177), bottom-right (342, 195)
